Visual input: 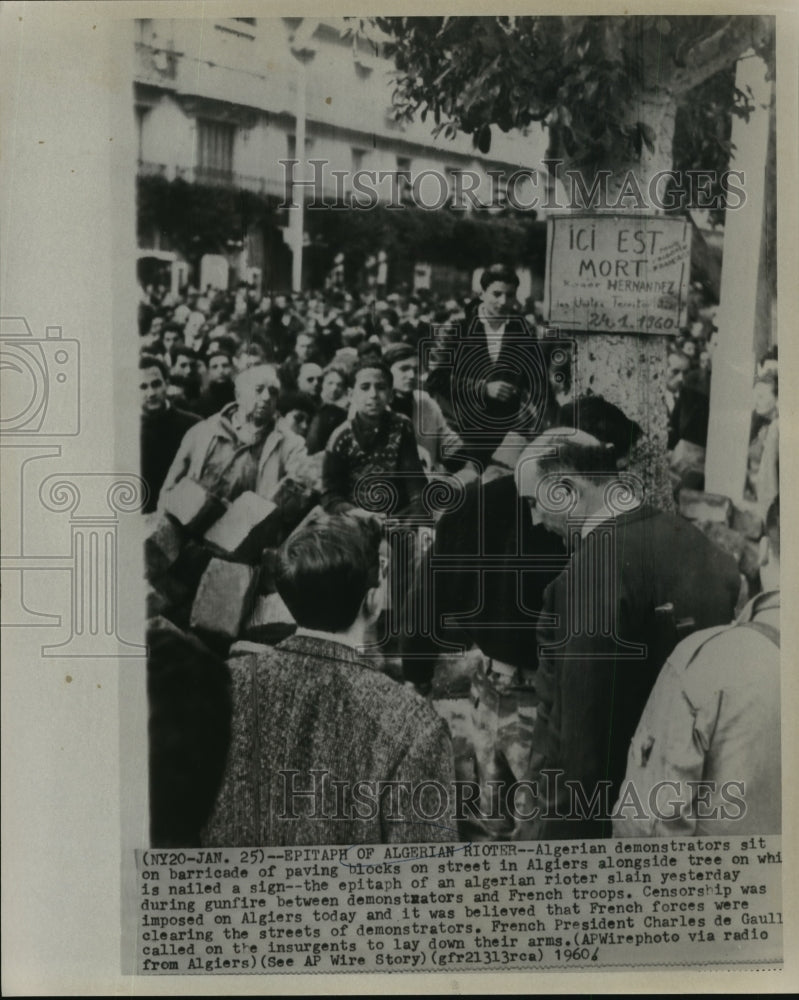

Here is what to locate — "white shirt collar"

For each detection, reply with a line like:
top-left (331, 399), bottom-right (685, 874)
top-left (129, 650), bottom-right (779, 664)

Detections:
top-left (477, 302), bottom-right (506, 332)
top-left (294, 626), bottom-right (360, 651)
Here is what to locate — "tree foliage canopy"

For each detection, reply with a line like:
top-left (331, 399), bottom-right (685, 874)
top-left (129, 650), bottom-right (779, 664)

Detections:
top-left (349, 15), bottom-right (773, 174)
top-left (137, 175), bottom-right (279, 260)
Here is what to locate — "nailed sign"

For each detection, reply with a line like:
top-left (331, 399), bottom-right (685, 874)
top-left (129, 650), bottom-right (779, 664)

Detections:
top-left (544, 214), bottom-right (692, 334)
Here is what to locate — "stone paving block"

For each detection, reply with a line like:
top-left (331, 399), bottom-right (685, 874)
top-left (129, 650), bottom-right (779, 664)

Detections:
top-left (190, 558), bottom-right (259, 640)
top-left (732, 503), bottom-right (764, 541)
top-left (146, 572), bottom-right (192, 618)
top-left (242, 592), bottom-right (296, 645)
top-left (432, 697), bottom-right (477, 785)
top-left (740, 538), bottom-right (762, 583)
top-left (144, 514), bottom-right (183, 581)
top-left (678, 488), bottom-right (732, 525)
top-left (146, 584), bottom-right (170, 619)
top-left (170, 540), bottom-right (213, 591)
top-left (163, 478), bottom-right (226, 534)
top-left (432, 648), bottom-right (483, 698)
top-left (696, 520), bottom-right (746, 564)
top-left (203, 491), bottom-right (281, 561)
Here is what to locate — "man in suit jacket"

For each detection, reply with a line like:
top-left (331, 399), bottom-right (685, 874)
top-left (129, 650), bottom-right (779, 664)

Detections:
top-left (514, 428), bottom-right (741, 839)
top-left (201, 512), bottom-right (456, 846)
top-left (425, 264), bottom-right (553, 467)
top-left (399, 397), bottom-right (642, 840)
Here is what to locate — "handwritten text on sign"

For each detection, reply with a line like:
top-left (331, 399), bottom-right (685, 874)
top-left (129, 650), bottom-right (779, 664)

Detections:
top-left (544, 215), bottom-right (692, 334)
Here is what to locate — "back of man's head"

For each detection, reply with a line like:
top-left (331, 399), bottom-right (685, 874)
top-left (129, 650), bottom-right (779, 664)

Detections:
top-left (532, 427), bottom-right (618, 480)
top-left (234, 361), bottom-right (280, 394)
top-left (275, 514), bottom-right (384, 633)
top-left (557, 396), bottom-right (642, 464)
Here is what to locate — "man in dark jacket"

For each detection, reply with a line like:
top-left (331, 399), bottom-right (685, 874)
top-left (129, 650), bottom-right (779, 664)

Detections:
top-left (139, 355), bottom-right (200, 514)
top-left (195, 349), bottom-right (236, 417)
top-left (515, 428), bottom-right (741, 839)
top-left (425, 264), bottom-right (553, 467)
top-left (400, 396), bottom-right (642, 684)
top-left (399, 396), bottom-right (642, 837)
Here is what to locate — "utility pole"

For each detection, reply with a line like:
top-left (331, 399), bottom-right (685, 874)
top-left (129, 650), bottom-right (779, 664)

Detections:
top-left (704, 52), bottom-right (773, 501)
top-left (287, 18), bottom-right (318, 294)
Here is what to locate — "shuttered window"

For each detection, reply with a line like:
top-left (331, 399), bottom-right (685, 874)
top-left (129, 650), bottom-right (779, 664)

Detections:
top-left (196, 119), bottom-right (235, 181)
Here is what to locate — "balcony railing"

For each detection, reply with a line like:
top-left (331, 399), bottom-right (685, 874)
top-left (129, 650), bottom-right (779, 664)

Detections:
top-left (193, 165), bottom-right (237, 187)
top-left (136, 160), bottom-right (455, 208)
top-left (134, 43), bottom-right (179, 85)
top-left (137, 160), bottom-right (168, 178)
top-left (159, 165), bottom-right (290, 199)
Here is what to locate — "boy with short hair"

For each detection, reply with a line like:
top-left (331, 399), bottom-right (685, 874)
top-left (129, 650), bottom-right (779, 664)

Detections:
top-left (201, 512), bottom-right (457, 845)
top-left (321, 360), bottom-right (428, 520)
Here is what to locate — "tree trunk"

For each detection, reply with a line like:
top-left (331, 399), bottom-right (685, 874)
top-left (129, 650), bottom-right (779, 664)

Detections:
top-left (558, 93), bottom-right (678, 511)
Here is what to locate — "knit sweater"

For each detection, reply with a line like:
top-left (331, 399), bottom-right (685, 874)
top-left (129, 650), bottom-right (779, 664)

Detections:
top-left (321, 410), bottom-right (429, 519)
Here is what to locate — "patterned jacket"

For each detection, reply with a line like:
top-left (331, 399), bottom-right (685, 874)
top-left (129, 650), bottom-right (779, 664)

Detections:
top-left (201, 634), bottom-right (457, 846)
top-left (321, 410), bottom-right (428, 519)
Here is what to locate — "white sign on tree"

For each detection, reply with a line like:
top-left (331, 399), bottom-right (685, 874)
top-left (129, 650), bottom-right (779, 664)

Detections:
top-left (544, 214), bottom-right (692, 334)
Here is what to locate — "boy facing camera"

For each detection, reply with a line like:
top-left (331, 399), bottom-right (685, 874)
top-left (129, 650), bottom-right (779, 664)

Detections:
top-left (321, 360), bottom-right (429, 520)
top-left (201, 512), bottom-right (456, 846)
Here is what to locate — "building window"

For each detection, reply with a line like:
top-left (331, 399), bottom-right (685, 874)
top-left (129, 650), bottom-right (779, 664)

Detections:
top-left (196, 119), bottom-right (235, 184)
top-left (351, 148), bottom-right (366, 174)
top-left (444, 166), bottom-right (459, 206)
top-left (135, 106), bottom-right (148, 163)
top-left (396, 155), bottom-right (412, 202)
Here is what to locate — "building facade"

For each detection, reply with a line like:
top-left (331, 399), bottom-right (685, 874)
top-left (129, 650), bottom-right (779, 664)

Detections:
top-left (134, 15), bottom-right (551, 295)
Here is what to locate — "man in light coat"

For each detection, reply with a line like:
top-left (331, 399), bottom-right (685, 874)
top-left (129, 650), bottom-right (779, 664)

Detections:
top-left (613, 495), bottom-right (781, 837)
top-left (159, 363), bottom-right (307, 508)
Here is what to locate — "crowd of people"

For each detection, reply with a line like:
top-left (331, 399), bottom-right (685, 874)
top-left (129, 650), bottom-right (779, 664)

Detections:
top-left (140, 264), bottom-right (780, 848)
top-left (665, 311), bottom-right (779, 515)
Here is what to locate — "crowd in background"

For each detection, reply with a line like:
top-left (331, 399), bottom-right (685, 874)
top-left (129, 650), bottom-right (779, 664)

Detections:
top-left (140, 274), bottom-right (778, 509)
top-left (139, 266), bottom-right (780, 848)
top-left (664, 304), bottom-right (778, 513)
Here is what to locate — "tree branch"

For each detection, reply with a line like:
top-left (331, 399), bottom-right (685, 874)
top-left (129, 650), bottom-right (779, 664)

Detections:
top-left (669, 15), bottom-right (772, 94)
